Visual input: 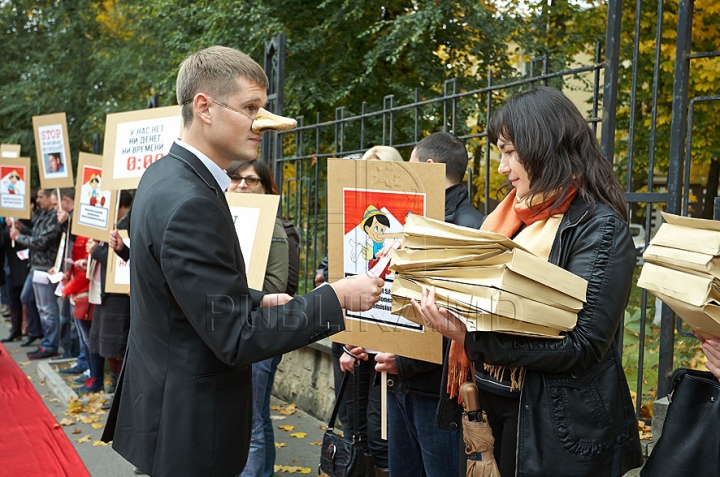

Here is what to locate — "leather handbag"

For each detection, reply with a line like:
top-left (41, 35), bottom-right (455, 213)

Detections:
top-left (640, 368), bottom-right (720, 476)
top-left (319, 361), bottom-right (366, 477)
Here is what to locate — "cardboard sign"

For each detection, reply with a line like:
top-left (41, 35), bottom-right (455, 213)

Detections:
top-left (0, 144), bottom-right (21, 159)
top-left (32, 113), bottom-right (74, 189)
top-left (0, 156), bottom-right (32, 219)
top-left (101, 105), bottom-right (183, 190)
top-left (105, 230), bottom-right (130, 294)
top-left (71, 152), bottom-right (117, 242)
top-left (328, 158), bottom-right (446, 364)
top-left (225, 193), bottom-right (281, 291)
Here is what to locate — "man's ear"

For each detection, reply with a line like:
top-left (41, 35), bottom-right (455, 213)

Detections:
top-left (194, 94), bottom-right (212, 125)
top-left (426, 158), bottom-right (435, 164)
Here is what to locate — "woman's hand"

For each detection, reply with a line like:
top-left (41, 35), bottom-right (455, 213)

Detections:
top-left (412, 286), bottom-right (467, 345)
top-left (695, 331), bottom-right (720, 381)
top-left (86, 238), bottom-right (98, 255)
top-left (374, 352), bottom-right (398, 374)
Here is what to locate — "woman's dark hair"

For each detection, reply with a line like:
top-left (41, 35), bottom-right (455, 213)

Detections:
top-left (488, 86), bottom-right (627, 220)
top-left (226, 160), bottom-right (279, 195)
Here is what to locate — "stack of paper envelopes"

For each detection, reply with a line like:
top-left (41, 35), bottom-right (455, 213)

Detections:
top-left (637, 212), bottom-right (720, 339)
top-left (390, 214), bottom-right (588, 338)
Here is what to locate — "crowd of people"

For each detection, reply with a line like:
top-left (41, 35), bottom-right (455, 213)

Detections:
top-left (2, 45), bottom-right (720, 477)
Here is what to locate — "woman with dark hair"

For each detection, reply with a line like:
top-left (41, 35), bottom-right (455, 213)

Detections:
top-left (418, 86), bottom-right (644, 476)
top-left (226, 159), bottom-right (288, 477)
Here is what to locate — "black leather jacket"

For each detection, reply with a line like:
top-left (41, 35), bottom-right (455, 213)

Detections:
top-left (15, 208), bottom-right (62, 270)
top-left (389, 183), bottom-right (483, 431)
top-left (462, 196), bottom-right (644, 476)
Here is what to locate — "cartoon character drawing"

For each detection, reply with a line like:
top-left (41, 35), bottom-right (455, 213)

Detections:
top-left (7, 170), bottom-right (20, 194)
top-left (359, 205), bottom-right (404, 273)
top-left (87, 174), bottom-right (105, 207)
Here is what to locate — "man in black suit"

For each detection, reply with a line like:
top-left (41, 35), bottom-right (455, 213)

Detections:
top-left (102, 45), bottom-right (383, 477)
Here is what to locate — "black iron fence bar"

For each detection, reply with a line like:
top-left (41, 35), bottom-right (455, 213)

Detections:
top-left (682, 95), bottom-right (720, 216)
top-left (687, 51), bottom-right (720, 59)
top-left (444, 79), bottom-right (457, 134)
top-left (384, 95), bottom-right (395, 145)
top-left (414, 89), bottom-right (420, 143)
top-left (361, 102), bottom-right (366, 150)
top-left (646, 0), bottom-right (665, 200)
top-left (301, 175), bottom-right (312, 292)
top-left (624, 0), bottom-right (645, 198)
top-left (484, 69), bottom-right (493, 216)
top-left (625, 192), bottom-right (668, 202)
top-left (600, 0), bottom-right (622, 162)
top-left (592, 42), bottom-right (602, 135)
top-left (661, 0), bottom-right (694, 399)
top-left (284, 177), bottom-right (297, 221)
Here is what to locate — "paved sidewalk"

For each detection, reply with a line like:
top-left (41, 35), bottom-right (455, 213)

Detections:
top-left (2, 326), bottom-right (328, 476)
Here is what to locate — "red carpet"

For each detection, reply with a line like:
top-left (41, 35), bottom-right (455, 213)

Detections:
top-left (0, 344), bottom-right (90, 477)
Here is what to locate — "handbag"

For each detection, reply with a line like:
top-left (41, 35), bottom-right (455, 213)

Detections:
top-left (73, 293), bottom-right (92, 321)
top-left (640, 368), bottom-right (720, 477)
top-left (319, 361), bottom-right (366, 477)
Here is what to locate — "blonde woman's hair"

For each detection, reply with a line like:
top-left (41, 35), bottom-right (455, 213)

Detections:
top-left (361, 146), bottom-right (403, 162)
top-left (177, 46), bottom-right (269, 125)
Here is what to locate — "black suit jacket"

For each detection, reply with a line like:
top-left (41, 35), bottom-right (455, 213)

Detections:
top-left (102, 144), bottom-right (344, 477)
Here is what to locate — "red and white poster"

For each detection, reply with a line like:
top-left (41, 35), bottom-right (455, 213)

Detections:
top-left (0, 166), bottom-right (26, 210)
top-left (77, 166), bottom-right (111, 229)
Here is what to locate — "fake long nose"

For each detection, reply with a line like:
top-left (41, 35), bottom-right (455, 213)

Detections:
top-left (252, 108), bottom-right (297, 134)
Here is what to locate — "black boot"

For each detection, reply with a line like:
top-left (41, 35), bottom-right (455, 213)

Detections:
top-left (1, 312), bottom-right (22, 342)
top-left (374, 467), bottom-right (389, 477)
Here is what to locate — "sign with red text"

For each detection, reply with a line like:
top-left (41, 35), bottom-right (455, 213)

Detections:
top-left (32, 113), bottom-right (74, 189)
top-left (0, 156), bottom-right (32, 219)
top-left (102, 105), bottom-right (183, 190)
top-left (71, 152), bottom-right (118, 242)
top-left (328, 158), bottom-right (446, 364)
top-left (105, 230), bottom-right (130, 294)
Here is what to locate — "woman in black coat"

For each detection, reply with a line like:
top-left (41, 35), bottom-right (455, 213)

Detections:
top-left (418, 86), bottom-right (644, 477)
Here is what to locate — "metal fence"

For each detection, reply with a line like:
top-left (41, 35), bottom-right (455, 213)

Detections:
top-left (262, 0), bottom-right (718, 415)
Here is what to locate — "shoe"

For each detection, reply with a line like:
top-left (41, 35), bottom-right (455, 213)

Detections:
top-left (60, 364), bottom-right (89, 375)
top-left (50, 354), bottom-right (73, 361)
top-left (134, 467), bottom-right (146, 475)
top-left (101, 397), bottom-right (113, 410)
top-left (27, 348), bottom-right (59, 360)
top-left (76, 377), bottom-right (104, 394)
top-left (20, 336), bottom-right (42, 347)
top-left (1, 330), bottom-right (22, 342)
top-left (74, 370), bottom-right (91, 384)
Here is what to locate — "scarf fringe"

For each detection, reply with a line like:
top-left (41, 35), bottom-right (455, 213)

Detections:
top-left (483, 364), bottom-right (523, 391)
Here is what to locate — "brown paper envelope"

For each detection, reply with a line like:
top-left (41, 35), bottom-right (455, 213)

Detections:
top-left (392, 276), bottom-right (577, 331)
top-left (662, 211), bottom-right (720, 232)
top-left (651, 223), bottom-right (720, 256)
top-left (390, 248), bottom-right (506, 272)
top-left (643, 244), bottom-right (720, 279)
top-left (637, 262), bottom-right (720, 307)
top-left (414, 266), bottom-right (584, 312)
top-left (391, 288), bottom-right (564, 338)
top-left (644, 289), bottom-right (720, 340)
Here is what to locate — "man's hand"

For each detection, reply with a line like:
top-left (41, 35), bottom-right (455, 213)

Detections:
top-left (314, 272), bottom-right (325, 288)
top-left (9, 227), bottom-right (19, 241)
top-left (330, 274), bottom-right (383, 312)
top-left (339, 345), bottom-right (368, 373)
top-left (86, 238), bottom-right (98, 255)
top-left (260, 293), bottom-right (293, 308)
top-left (57, 209), bottom-right (69, 224)
top-left (109, 229), bottom-right (125, 251)
top-left (374, 353), bottom-right (398, 374)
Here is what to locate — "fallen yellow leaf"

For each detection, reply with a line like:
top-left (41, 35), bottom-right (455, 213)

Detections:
top-left (80, 416), bottom-right (101, 424)
top-left (270, 415), bottom-right (287, 421)
top-left (48, 398), bottom-right (60, 403)
top-left (290, 432), bottom-right (307, 439)
top-left (91, 423), bottom-right (104, 429)
top-left (92, 440), bottom-right (107, 446)
top-left (278, 425), bottom-right (295, 432)
top-left (274, 465), bottom-right (311, 474)
top-left (72, 429), bottom-right (82, 434)
top-left (8, 349), bottom-right (19, 354)
top-left (278, 403), bottom-right (297, 416)
top-left (58, 418), bottom-right (75, 426)
top-left (41, 393), bottom-right (50, 398)
top-left (309, 441), bottom-right (322, 446)
top-left (18, 361), bottom-right (30, 366)
top-left (275, 442), bottom-right (286, 448)
top-left (75, 435), bottom-right (92, 443)
top-left (68, 399), bottom-right (82, 412)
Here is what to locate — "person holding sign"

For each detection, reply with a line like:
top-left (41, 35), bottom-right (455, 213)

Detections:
top-left (101, 46), bottom-right (384, 477)
top-left (416, 87), bottom-right (643, 477)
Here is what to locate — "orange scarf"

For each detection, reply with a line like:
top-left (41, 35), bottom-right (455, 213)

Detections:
top-left (447, 186), bottom-right (578, 401)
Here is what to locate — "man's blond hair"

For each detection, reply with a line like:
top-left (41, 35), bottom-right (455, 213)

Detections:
top-left (176, 46), bottom-right (269, 125)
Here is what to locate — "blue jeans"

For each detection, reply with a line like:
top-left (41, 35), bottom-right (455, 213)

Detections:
top-left (75, 318), bottom-right (104, 383)
top-left (240, 358), bottom-right (274, 477)
top-left (20, 272), bottom-right (43, 338)
top-left (388, 392), bottom-right (460, 477)
top-left (262, 355), bottom-right (282, 477)
top-left (33, 276), bottom-right (60, 353)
